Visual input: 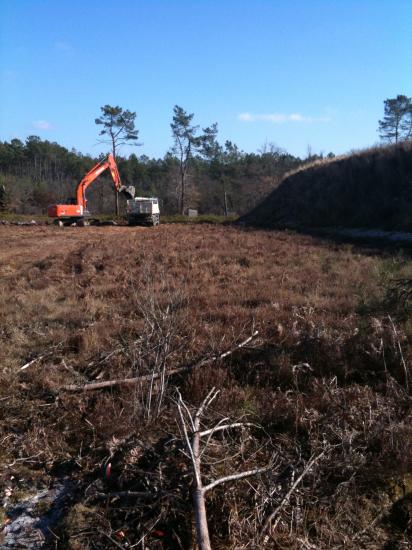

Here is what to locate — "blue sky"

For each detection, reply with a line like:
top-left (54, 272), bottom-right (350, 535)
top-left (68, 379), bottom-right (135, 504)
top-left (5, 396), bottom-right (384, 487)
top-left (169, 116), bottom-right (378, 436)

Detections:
top-left (1, 0), bottom-right (411, 159)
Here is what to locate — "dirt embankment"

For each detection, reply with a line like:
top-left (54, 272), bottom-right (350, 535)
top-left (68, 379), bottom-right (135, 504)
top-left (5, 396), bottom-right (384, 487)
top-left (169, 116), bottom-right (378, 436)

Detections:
top-left (242, 141), bottom-right (412, 232)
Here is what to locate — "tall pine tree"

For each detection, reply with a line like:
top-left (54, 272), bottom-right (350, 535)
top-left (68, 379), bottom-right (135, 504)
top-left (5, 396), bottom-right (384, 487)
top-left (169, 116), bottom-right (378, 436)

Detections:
top-left (95, 105), bottom-right (140, 214)
top-left (378, 95), bottom-right (412, 143)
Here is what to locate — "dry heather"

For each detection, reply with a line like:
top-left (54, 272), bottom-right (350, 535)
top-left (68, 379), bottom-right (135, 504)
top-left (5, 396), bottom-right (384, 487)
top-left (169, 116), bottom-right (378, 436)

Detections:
top-left (0, 223), bottom-right (411, 549)
top-left (242, 141), bottom-right (412, 232)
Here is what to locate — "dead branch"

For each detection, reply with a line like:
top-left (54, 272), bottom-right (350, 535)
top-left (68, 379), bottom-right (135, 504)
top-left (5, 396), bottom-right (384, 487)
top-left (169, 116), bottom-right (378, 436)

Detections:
top-left (59, 330), bottom-right (259, 392)
top-left (203, 464), bottom-right (273, 493)
top-left (99, 530), bottom-right (126, 550)
top-left (20, 355), bottom-right (46, 371)
top-left (388, 315), bottom-right (410, 392)
top-left (176, 386), bottom-right (272, 550)
top-left (20, 341), bottom-right (64, 370)
top-left (260, 450), bottom-right (326, 544)
top-left (199, 422), bottom-right (257, 438)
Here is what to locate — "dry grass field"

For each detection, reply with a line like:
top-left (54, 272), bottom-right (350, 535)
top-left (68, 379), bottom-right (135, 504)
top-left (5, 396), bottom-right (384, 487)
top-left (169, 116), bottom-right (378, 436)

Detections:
top-left (1, 223), bottom-right (411, 548)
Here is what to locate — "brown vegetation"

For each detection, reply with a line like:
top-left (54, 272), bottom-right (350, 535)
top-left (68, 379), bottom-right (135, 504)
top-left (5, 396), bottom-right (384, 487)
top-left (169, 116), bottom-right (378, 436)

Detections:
top-left (242, 141), bottom-right (412, 232)
top-left (0, 223), bottom-right (411, 548)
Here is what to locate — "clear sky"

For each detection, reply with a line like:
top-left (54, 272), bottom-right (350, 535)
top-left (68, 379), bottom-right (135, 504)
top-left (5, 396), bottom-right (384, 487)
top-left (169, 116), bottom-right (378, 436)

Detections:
top-left (1, 0), bottom-right (411, 159)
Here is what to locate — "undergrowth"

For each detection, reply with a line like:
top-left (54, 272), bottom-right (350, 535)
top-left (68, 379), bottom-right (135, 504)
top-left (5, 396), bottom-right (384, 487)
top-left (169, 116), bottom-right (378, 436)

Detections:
top-left (0, 224), bottom-right (411, 548)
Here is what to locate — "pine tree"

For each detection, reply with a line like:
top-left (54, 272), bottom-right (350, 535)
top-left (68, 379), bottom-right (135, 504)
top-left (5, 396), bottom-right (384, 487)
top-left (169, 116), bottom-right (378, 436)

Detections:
top-left (170, 105), bottom-right (218, 214)
top-left (95, 105), bottom-right (140, 214)
top-left (378, 95), bottom-right (412, 143)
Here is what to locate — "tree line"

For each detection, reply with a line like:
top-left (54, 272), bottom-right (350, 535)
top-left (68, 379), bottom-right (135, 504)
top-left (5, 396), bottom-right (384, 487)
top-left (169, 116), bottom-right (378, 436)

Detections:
top-left (0, 104), bottom-right (308, 216)
top-left (1, 95), bottom-right (409, 217)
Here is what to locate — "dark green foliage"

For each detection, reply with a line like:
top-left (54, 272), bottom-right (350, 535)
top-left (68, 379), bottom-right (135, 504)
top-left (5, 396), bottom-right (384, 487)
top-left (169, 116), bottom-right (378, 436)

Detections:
top-left (0, 182), bottom-right (8, 211)
top-left (379, 95), bottom-right (412, 144)
top-left (170, 105), bottom-right (219, 214)
top-left (0, 135), bottom-right (303, 217)
top-left (95, 104), bottom-right (139, 157)
top-left (95, 104), bottom-right (141, 215)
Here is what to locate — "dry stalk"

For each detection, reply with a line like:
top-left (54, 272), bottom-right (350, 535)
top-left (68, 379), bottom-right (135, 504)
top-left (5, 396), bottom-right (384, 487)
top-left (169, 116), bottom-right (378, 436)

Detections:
top-left (260, 450), bottom-right (326, 545)
top-left (388, 315), bottom-right (410, 392)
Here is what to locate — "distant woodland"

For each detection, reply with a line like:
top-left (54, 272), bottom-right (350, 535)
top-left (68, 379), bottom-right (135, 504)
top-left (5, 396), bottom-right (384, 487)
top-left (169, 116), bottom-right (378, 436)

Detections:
top-left (1, 95), bottom-right (409, 218)
top-left (0, 136), bottom-right (313, 216)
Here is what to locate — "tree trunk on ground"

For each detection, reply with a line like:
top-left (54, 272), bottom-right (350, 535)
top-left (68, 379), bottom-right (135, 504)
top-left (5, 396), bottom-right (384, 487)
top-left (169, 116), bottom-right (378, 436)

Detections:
top-left (193, 488), bottom-right (211, 550)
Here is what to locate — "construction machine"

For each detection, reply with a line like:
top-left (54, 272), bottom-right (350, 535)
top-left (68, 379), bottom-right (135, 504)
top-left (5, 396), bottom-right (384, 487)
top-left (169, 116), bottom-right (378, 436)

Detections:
top-left (126, 197), bottom-right (160, 226)
top-left (47, 154), bottom-right (135, 226)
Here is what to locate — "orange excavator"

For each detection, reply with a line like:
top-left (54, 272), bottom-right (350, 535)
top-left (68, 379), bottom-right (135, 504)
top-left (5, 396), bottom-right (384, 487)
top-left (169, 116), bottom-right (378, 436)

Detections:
top-left (47, 153), bottom-right (135, 226)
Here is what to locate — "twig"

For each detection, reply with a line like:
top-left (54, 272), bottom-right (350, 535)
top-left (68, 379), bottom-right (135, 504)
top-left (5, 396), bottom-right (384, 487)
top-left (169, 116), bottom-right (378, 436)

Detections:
top-left (19, 341), bottom-right (64, 370)
top-left (388, 315), bottom-right (409, 392)
top-left (260, 451), bottom-right (325, 543)
top-left (99, 530), bottom-right (125, 549)
top-left (203, 464), bottom-right (273, 493)
top-left (20, 355), bottom-right (45, 370)
top-left (60, 331), bottom-right (259, 392)
top-left (7, 452), bottom-right (44, 467)
top-left (129, 516), bottom-right (161, 548)
top-left (199, 422), bottom-right (257, 438)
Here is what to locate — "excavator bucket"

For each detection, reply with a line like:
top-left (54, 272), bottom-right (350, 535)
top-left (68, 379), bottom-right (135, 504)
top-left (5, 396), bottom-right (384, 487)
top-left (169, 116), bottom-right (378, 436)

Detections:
top-left (119, 185), bottom-right (135, 200)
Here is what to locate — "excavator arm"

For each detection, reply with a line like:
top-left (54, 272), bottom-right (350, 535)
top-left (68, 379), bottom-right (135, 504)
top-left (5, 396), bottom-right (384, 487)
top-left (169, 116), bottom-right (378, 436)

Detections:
top-left (76, 153), bottom-right (122, 209)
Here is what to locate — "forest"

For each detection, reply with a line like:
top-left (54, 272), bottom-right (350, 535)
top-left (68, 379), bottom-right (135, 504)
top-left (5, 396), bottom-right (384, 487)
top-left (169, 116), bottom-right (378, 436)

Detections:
top-left (0, 135), bottom-right (321, 217)
top-left (3, 93), bottom-right (409, 220)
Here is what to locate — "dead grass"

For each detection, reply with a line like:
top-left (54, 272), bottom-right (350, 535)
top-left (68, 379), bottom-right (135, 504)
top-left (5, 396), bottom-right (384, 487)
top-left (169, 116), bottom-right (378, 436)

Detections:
top-left (0, 224), bottom-right (411, 548)
top-left (243, 140), bottom-right (412, 232)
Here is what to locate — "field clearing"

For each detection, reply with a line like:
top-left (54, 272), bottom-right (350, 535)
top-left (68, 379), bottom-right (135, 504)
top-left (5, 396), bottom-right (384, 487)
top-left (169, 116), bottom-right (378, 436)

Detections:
top-left (0, 224), bottom-right (411, 548)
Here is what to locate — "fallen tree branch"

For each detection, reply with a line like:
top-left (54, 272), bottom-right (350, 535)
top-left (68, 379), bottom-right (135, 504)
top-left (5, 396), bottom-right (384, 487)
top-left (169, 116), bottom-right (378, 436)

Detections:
top-left (20, 355), bottom-right (46, 371)
top-left (59, 331), bottom-right (259, 392)
top-left (176, 386), bottom-right (272, 550)
top-left (99, 530), bottom-right (125, 550)
top-left (20, 341), bottom-right (64, 370)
